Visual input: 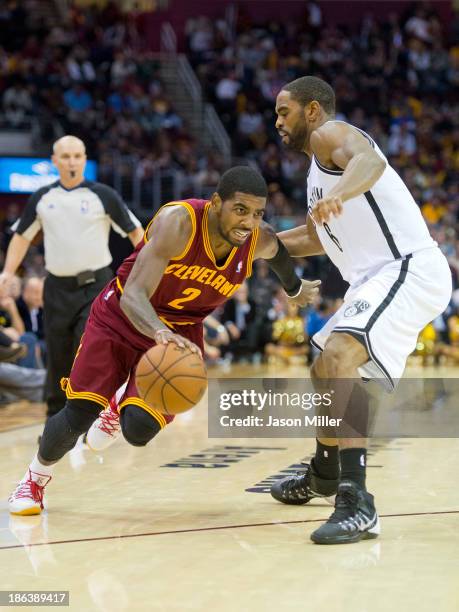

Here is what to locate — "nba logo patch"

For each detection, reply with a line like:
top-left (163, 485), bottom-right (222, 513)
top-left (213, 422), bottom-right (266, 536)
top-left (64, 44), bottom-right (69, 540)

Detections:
top-left (344, 300), bottom-right (371, 318)
top-left (236, 261), bottom-right (243, 273)
top-left (80, 199), bottom-right (89, 214)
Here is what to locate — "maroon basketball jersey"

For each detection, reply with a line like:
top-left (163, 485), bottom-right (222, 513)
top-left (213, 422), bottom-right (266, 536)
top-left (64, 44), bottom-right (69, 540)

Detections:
top-left (116, 199), bottom-right (259, 329)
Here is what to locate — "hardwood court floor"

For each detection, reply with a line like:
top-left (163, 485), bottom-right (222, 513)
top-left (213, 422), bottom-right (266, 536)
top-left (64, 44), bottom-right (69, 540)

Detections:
top-left (0, 363), bottom-right (458, 612)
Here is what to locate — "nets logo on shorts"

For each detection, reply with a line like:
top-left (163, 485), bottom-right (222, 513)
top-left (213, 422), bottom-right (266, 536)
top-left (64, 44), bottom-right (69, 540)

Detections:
top-left (344, 300), bottom-right (371, 318)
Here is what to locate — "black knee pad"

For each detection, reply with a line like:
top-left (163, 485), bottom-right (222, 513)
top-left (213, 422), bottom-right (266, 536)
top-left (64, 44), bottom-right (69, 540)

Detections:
top-left (39, 399), bottom-right (102, 463)
top-left (120, 404), bottom-right (162, 447)
top-left (64, 398), bottom-right (102, 432)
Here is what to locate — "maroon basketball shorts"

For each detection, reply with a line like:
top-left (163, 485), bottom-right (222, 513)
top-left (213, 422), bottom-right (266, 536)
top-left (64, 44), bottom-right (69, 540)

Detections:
top-left (62, 281), bottom-right (204, 427)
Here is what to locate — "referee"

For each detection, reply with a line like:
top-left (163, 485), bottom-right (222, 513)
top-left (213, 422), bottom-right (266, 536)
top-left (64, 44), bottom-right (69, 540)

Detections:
top-left (0, 135), bottom-right (144, 419)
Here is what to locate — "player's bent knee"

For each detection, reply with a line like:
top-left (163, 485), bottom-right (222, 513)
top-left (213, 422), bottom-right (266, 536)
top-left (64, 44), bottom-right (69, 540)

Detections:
top-left (39, 399), bottom-right (102, 462)
top-left (120, 404), bottom-right (162, 447)
top-left (311, 349), bottom-right (343, 380)
top-left (65, 398), bottom-right (105, 432)
top-left (321, 333), bottom-right (368, 376)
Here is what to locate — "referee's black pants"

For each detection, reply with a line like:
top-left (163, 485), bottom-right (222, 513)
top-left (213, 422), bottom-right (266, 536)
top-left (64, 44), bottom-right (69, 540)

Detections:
top-left (43, 267), bottom-right (113, 418)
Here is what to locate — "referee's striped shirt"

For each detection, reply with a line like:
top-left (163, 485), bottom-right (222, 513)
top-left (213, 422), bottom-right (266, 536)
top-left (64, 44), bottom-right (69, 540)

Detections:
top-left (12, 180), bottom-right (141, 276)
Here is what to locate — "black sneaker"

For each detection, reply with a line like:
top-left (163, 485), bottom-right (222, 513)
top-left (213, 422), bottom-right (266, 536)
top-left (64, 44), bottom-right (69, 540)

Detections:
top-left (270, 462), bottom-right (339, 505)
top-left (311, 480), bottom-right (380, 544)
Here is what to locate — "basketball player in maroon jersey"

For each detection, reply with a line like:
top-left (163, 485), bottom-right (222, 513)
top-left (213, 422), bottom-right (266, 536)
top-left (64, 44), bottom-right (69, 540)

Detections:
top-left (9, 166), bottom-right (321, 515)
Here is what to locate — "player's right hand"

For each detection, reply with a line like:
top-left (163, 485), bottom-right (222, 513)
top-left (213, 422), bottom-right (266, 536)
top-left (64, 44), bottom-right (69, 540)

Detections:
top-left (287, 279), bottom-right (321, 307)
top-left (311, 195), bottom-right (343, 225)
top-left (153, 328), bottom-right (203, 359)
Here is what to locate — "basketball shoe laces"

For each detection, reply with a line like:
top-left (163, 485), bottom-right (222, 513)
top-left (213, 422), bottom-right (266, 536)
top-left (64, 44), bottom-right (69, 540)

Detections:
top-left (97, 401), bottom-right (120, 437)
top-left (12, 470), bottom-right (51, 510)
top-left (328, 488), bottom-right (358, 523)
top-left (283, 468), bottom-right (311, 498)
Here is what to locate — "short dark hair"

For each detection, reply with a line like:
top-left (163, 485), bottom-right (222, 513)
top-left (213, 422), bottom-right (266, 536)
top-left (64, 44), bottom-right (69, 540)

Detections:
top-left (216, 166), bottom-right (268, 201)
top-left (283, 76), bottom-right (335, 115)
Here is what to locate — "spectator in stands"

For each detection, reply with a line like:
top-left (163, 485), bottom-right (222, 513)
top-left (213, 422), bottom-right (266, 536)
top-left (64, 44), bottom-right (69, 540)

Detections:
top-left (0, 279), bottom-right (42, 369)
top-left (16, 276), bottom-right (45, 361)
top-left (0, 362), bottom-right (45, 404)
top-left (186, 16), bottom-right (215, 65)
top-left (388, 122), bottom-right (417, 156)
top-left (0, 328), bottom-right (26, 363)
top-left (265, 301), bottom-right (308, 365)
top-left (2, 81), bottom-right (32, 115)
top-left (66, 46), bottom-right (96, 83)
top-left (0, 282), bottom-right (25, 340)
top-left (203, 314), bottom-right (230, 363)
top-left (249, 259), bottom-right (279, 311)
top-left (110, 51), bottom-right (137, 85)
top-left (1, 204), bottom-right (20, 253)
top-left (220, 282), bottom-right (269, 362)
top-left (63, 84), bottom-right (93, 115)
top-left (306, 297), bottom-right (342, 339)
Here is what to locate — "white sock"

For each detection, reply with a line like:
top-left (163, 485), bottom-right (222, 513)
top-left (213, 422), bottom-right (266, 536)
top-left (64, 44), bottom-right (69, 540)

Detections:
top-left (25, 454), bottom-right (54, 485)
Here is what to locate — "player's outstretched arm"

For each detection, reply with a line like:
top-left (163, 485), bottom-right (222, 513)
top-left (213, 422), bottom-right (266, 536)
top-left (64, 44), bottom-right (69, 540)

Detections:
top-left (277, 214), bottom-right (325, 257)
top-left (310, 122), bottom-right (386, 225)
top-left (254, 222), bottom-right (320, 307)
top-left (120, 205), bottom-right (201, 355)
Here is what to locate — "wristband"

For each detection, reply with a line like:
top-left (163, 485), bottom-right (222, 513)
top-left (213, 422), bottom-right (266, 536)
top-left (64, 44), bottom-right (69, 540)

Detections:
top-left (266, 238), bottom-right (302, 295)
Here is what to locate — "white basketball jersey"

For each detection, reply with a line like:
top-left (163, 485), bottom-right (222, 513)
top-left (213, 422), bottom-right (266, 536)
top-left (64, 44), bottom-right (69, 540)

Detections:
top-left (307, 121), bottom-right (435, 285)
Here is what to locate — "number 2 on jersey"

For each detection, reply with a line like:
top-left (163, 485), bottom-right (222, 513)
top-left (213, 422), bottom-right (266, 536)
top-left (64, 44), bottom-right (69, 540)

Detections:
top-left (168, 287), bottom-right (202, 310)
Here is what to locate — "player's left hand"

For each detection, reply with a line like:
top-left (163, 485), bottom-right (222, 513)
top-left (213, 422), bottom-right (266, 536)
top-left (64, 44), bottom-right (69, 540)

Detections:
top-left (287, 279), bottom-right (321, 307)
top-left (154, 328), bottom-right (203, 360)
top-left (311, 196), bottom-right (343, 225)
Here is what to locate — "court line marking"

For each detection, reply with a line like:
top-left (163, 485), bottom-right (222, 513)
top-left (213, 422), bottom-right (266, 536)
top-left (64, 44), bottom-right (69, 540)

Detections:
top-left (2, 509), bottom-right (459, 550)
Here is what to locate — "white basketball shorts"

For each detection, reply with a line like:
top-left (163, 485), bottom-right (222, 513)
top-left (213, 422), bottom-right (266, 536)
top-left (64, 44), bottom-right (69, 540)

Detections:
top-left (312, 247), bottom-right (452, 390)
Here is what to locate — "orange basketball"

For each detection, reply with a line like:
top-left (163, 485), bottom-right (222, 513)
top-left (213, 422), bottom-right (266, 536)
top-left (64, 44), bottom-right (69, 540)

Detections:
top-left (135, 343), bottom-right (207, 415)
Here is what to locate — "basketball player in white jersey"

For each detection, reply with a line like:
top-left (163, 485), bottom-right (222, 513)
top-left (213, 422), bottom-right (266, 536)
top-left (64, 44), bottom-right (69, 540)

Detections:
top-left (270, 76), bottom-right (452, 544)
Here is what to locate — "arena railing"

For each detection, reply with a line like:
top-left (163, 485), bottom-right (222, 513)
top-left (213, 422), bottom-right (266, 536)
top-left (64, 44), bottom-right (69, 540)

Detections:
top-left (104, 153), bottom-right (221, 216)
top-left (159, 22), bottom-right (232, 168)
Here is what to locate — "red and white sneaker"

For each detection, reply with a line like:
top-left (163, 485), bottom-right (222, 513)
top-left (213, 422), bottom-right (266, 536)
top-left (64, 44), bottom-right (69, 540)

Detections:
top-left (9, 470), bottom-right (52, 516)
top-left (85, 396), bottom-right (121, 451)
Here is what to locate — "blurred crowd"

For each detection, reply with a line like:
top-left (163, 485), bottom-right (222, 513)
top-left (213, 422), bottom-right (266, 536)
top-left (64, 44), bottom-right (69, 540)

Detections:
top-left (1, 0), bottom-right (459, 384)
top-left (0, 271), bottom-right (46, 404)
top-left (203, 269), bottom-right (343, 368)
top-left (0, 0), bottom-right (219, 193)
top-left (187, 4), bottom-right (459, 224)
